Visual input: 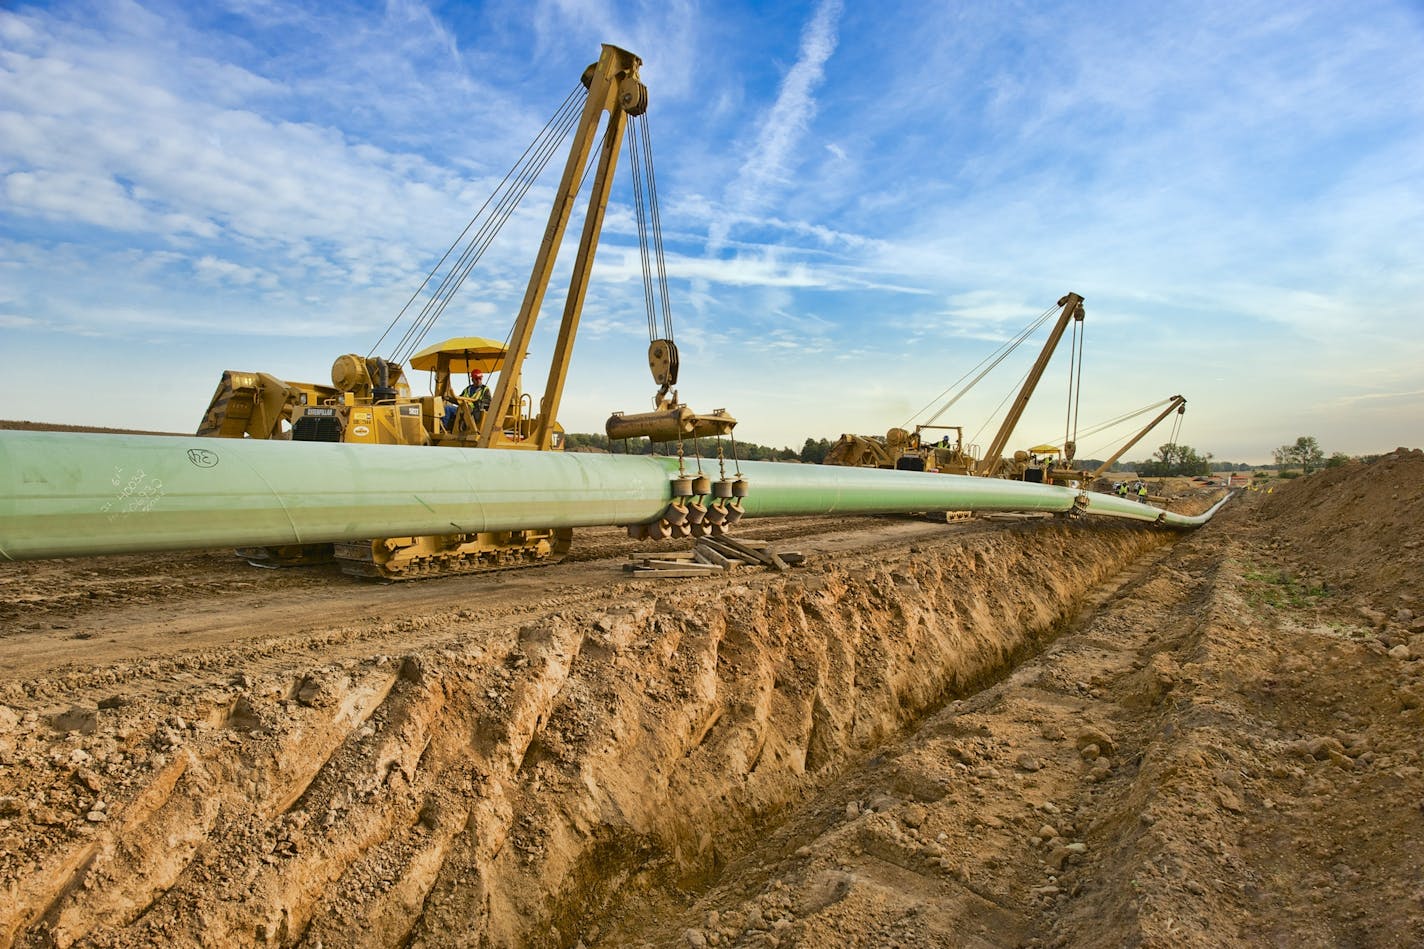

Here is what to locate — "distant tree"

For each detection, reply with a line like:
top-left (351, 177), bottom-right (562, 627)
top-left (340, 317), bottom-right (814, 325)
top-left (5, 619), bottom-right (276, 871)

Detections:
top-left (1274, 435), bottom-right (1326, 473)
top-left (1325, 451), bottom-right (1351, 468)
top-left (1137, 442), bottom-right (1212, 477)
top-left (799, 437), bottom-right (832, 464)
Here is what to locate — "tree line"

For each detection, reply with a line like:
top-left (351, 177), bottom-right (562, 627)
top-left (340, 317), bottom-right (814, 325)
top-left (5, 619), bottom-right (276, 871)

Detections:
top-left (567, 431), bottom-right (1355, 477)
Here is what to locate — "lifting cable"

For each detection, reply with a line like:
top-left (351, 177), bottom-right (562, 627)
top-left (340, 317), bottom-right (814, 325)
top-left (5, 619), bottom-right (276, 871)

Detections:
top-left (1037, 397), bottom-right (1176, 456)
top-left (366, 82), bottom-right (587, 364)
top-left (1076, 398), bottom-right (1175, 442)
top-left (1167, 404), bottom-right (1184, 449)
top-left (903, 303), bottom-right (1059, 430)
top-left (393, 89), bottom-right (585, 363)
top-left (1063, 315), bottom-right (1085, 452)
top-left (970, 360), bottom-right (1036, 448)
top-left (625, 114), bottom-right (675, 347)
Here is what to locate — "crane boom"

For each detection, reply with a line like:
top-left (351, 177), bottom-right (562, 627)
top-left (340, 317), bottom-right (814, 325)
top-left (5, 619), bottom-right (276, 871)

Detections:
top-left (1091, 395), bottom-right (1187, 478)
top-left (977, 292), bottom-right (1085, 478)
top-left (479, 44), bottom-right (648, 451)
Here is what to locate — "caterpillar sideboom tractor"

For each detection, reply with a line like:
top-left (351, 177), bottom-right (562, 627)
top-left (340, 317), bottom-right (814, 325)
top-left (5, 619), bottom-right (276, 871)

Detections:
top-left (197, 44), bottom-right (735, 579)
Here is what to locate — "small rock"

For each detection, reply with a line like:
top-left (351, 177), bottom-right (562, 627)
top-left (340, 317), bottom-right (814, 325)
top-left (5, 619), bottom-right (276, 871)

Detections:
top-left (684, 928), bottom-right (707, 948)
top-left (51, 706), bottom-right (98, 736)
top-left (1066, 842), bottom-right (1088, 854)
top-left (0, 705), bottom-right (18, 733)
top-left (1305, 737), bottom-right (1346, 761)
top-left (1079, 743), bottom-right (1101, 762)
top-left (1389, 644), bottom-right (1411, 661)
top-left (85, 810), bottom-right (108, 823)
top-left (1216, 783), bottom-right (1246, 811)
top-left (1359, 606), bottom-right (1388, 627)
top-left (901, 803), bottom-right (927, 828)
top-left (1076, 727), bottom-right (1116, 757)
top-left (1038, 824), bottom-right (1059, 840)
top-left (1016, 753), bottom-right (1042, 772)
top-left (845, 801), bottom-right (861, 819)
top-left (296, 678), bottom-right (325, 707)
top-left (72, 767), bottom-right (103, 793)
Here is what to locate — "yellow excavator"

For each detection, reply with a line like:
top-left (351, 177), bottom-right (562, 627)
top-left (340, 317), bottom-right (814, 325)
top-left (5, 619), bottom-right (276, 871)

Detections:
top-left (197, 45), bottom-right (733, 578)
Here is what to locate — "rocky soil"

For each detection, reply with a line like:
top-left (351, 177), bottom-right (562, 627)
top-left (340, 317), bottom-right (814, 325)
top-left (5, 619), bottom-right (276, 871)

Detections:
top-left (1, 451), bottom-right (1421, 948)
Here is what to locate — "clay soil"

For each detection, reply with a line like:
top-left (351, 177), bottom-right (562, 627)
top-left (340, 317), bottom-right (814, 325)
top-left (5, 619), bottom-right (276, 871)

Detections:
top-left (2, 453), bottom-right (1422, 948)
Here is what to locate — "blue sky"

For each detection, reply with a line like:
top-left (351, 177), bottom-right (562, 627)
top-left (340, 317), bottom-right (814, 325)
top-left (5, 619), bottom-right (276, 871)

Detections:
top-left (2, 0), bottom-right (1421, 463)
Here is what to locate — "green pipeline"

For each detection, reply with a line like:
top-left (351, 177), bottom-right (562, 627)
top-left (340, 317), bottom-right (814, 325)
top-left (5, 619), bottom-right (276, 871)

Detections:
top-left (0, 431), bottom-right (1227, 561)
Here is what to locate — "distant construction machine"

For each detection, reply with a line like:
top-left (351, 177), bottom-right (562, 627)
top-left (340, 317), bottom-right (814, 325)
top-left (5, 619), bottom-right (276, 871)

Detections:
top-left (825, 292), bottom-right (1086, 483)
top-left (196, 45), bottom-right (736, 579)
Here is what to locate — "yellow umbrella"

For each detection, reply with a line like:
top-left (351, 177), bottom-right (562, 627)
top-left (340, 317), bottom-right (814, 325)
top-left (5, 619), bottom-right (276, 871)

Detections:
top-left (1028, 444), bottom-right (1061, 454)
top-left (408, 336), bottom-right (508, 374)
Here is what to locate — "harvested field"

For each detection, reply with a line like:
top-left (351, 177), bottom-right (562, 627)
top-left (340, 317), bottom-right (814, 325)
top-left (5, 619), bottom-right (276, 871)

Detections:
top-left (1, 451), bottom-right (1422, 948)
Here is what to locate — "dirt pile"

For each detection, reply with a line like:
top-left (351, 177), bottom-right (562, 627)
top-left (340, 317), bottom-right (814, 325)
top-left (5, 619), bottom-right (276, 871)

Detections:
top-left (1253, 446), bottom-right (1424, 607)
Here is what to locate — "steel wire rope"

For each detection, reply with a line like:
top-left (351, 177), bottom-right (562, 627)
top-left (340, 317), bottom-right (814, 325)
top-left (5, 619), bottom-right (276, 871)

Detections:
top-left (638, 115), bottom-right (675, 343)
top-left (1063, 317), bottom-right (1085, 452)
top-left (1040, 398), bottom-right (1175, 459)
top-left (969, 360), bottom-right (1036, 448)
top-left (393, 90), bottom-right (584, 361)
top-left (392, 91), bottom-right (588, 364)
top-left (412, 97), bottom-right (586, 360)
top-left (369, 84), bottom-right (584, 360)
top-left (903, 303), bottom-right (1058, 430)
top-left (625, 120), bottom-right (659, 341)
top-left (484, 109), bottom-right (617, 383)
top-left (390, 97), bottom-right (584, 365)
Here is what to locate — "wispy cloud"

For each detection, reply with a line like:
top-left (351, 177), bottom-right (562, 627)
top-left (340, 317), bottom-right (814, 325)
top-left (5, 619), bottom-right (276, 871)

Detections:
top-left (707, 0), bottom-right (843, 252)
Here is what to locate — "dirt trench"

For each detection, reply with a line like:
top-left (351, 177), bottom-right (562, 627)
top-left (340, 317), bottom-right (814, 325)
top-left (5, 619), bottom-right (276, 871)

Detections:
top-left (0, 517), bottom-right (1173, 948)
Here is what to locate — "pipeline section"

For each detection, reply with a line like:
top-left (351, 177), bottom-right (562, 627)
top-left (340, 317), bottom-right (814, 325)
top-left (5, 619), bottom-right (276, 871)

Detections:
top-left (0, 431), bottom-right (1226, 562)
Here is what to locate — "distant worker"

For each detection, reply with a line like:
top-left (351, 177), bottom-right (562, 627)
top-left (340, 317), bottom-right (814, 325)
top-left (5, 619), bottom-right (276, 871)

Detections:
top-left (443, 369), bottom-right (493, 431)
top-left (1115, 481), bottom-right (1127, 498)
top-left (1137, 482), bottom-right (1149, 504)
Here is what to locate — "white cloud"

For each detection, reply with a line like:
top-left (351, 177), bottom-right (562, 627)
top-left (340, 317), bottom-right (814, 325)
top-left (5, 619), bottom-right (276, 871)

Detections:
top-left (707, 0), bottom-right (843, 251)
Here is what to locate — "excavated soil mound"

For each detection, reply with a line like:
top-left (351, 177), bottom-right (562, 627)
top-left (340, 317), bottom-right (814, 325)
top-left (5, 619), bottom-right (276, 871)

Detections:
top-left (1253, 446), bottom-right (1424, 606)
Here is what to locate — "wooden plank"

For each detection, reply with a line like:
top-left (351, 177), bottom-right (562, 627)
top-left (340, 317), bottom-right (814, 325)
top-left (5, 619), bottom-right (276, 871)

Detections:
top-left (625, 560), bottom-right (717, 573)
top-left (626, 566), bottom-right (726, 579)
top-left (699, 536), bottom-right (759, 565)
top-left (693, 542), bottom-right (736, 570)
top-left (719, 536), bottom-right (785, 570)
